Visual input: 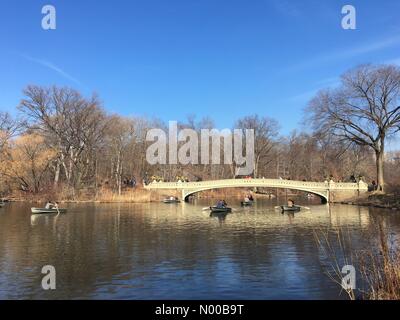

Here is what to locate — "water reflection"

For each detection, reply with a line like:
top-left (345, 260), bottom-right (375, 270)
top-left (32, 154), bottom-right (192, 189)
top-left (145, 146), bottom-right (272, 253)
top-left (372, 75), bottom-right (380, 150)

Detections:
top-left (209, 212), bottom-right (228, 224)
top-left (0, 201), bottom-right (399, 299)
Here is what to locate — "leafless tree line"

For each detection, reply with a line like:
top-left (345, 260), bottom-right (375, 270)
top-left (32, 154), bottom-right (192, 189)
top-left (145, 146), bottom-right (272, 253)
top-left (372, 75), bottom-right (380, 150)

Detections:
top-left (0, 64), bottom-right (399, 198)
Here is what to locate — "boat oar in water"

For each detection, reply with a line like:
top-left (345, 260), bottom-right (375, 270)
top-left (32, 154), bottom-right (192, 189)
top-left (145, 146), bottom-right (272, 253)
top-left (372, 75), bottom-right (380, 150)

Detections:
top-left (202, 206), bottom-right (237, 212)
top-left (275, 205), bottom-right (310, 211)
top-left (55, 204), bottom-right (61, 216)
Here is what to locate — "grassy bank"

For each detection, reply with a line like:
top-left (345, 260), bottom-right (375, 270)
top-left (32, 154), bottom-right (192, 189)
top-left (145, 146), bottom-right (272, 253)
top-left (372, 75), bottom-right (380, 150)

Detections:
top-left (5, 187), bottom-right (156, 203)
top-left (341, 192), bottom-right (400, 210)
top-left (4, 186), bottom-right (277, 203)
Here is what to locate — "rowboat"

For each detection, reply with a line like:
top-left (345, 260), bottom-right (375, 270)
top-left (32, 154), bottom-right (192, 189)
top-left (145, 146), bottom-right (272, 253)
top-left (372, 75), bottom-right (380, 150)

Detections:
top-left (241, 201), bottom-right (253, 206)
top-left (210, 206), bottom-right (232, 213)
top-left (163, 198), bottom-right (180, 204)
top-left (280, 205), bottom-right (301, 212)
top-left (31, 208), bottom-right (67, 214)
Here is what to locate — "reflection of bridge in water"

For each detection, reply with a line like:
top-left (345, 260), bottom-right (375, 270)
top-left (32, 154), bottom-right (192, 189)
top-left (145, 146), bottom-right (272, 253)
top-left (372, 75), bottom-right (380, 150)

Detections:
top-left (144, 178), bottom-right (369, 203)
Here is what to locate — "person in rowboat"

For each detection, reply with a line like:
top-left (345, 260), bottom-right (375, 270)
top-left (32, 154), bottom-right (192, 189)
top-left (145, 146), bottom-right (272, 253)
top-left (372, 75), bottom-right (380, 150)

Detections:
top-left (45, 200), bottom-right (58, 209)
top-left (216, 200), bottom-right (228, 208)
top-left (45, 200), bottom-right (53, 209)
top-left (287, 199), bottom-right (295, 208)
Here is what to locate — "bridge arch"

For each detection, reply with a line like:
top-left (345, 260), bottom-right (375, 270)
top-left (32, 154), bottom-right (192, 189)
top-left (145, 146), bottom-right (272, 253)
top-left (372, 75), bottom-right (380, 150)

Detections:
top-left (182, 186), bottom-right (328, 203)
top-left (144, 178), bottom-right (368, 203)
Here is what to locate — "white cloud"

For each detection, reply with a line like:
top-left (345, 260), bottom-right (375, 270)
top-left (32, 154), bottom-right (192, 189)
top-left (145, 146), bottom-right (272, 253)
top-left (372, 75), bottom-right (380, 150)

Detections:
top-left (286, 35), bottom-right (400, 72)
top-left (19, 54), bottom-right (81, 86)
top-left (289, 77), bottom-right (340, 103)
top-left (270, 0), bottom-right (301, 17)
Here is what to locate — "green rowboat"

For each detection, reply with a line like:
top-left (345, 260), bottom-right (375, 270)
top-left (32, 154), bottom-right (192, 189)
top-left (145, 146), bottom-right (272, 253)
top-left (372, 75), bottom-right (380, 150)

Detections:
top-left (31, 208), bottom-right (67, 214)
top-left (210, 206), bottom-right (232, 213)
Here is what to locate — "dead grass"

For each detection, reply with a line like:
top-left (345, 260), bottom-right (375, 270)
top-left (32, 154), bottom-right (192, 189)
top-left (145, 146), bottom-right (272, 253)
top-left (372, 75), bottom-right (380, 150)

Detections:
top-left (315, 219), bottom-right (400, 300)
top-left (7, 186), bottom-right (157, 203)
top-left (358, 221), bottom-right (400, 300)
top-left (94, 188), bottom-right (153, 203)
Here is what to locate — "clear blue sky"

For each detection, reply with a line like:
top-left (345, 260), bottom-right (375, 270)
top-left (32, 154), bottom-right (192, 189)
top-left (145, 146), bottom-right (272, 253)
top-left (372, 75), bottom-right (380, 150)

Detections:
top-left (1, 0), bottom-right (400, 141)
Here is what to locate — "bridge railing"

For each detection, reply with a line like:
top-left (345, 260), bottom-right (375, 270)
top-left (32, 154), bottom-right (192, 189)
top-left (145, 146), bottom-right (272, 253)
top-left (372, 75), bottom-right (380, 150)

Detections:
top-left (144, 178), bottom-right (367, 191)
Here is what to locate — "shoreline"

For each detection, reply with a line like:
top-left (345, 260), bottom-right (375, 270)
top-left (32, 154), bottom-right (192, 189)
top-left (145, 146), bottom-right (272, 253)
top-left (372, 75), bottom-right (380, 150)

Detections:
top-left (340, 201), bottom-right (400, 210)
top-left (4, 189), bottom-right (400, 210)
top-left (5, 197), bottom-right (400, 210)
top-left (340, 192), bottom-right (400, 210)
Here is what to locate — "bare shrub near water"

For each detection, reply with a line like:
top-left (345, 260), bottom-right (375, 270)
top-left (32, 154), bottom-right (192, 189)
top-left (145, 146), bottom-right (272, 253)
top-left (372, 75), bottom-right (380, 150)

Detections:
top-left (314, 227), bottom-right (356, 300)
top-left (358, 221), bottom-right (400, 300)
top-left (315, 219), bottom-right (400, 300)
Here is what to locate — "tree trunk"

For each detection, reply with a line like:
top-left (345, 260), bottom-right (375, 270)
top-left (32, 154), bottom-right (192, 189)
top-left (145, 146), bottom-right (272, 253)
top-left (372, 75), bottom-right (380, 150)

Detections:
top-left (118, 161), bottom-right (122, 196)
top-left (375, 149), bottom-right (385, 192)
top-left (54, 159), bottom-right (60, 188)
top-left (254, 156), bottom-right (259, 178)
top-left (376, 151), bottom-right (385, 192)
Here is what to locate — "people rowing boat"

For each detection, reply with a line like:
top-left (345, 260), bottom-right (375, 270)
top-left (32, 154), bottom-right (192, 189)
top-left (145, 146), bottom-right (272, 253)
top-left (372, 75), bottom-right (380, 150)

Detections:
top-left (215, 199), bottom-right (228, 208)
top-left (210, 200), bottom-right (231, 213)
top-left (45, 200), bottom-right (58, 210)
top-left (163, 196), bottom-right (180, 203)
top-left (280, 199), bottom-right (301, 212)
top-left (31, 201), bottom-right (66, 215)
top-left (241, 194), bottom-right (254, 206)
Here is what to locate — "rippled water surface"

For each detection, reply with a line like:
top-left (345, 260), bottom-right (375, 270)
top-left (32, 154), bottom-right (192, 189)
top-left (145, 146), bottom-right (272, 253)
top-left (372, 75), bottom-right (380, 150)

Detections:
top-left (1, 200), bottom-right (399, 299)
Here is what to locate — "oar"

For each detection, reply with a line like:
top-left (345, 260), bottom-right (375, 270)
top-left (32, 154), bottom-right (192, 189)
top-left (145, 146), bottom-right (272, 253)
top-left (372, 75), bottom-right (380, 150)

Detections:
top-left (275, 205), bottom-right (311, 210)
top-left (53, 202), bottom-right (61, 216)
top-left (202, 207), bottom-right (211, 211)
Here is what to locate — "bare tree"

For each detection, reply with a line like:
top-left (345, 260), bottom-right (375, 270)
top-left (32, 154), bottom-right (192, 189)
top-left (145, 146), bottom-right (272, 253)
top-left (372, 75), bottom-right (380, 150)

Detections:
top-left (0, 112), bottom-right (21, 150)
top-left (18, 86), bottom-right (108, 196)
top-left (307, 64), bottom-right (400, 192)
top-left (236, 115), bottom-right (279, 178)
top-left (106, 116), bottom-right (136, 195)
top-left (2, 134), bottom-right (56, 193)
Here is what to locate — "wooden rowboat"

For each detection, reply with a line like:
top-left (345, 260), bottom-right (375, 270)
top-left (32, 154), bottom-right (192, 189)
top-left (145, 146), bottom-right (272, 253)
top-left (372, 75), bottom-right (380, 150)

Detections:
top-left (280, 205), bottom-right (301, 212)
top-left (31, 208), bottom-right (67, 214)
top-left (163, 198), bottom-right (180, 204)
top-left (210, 206), bottom-right (232, 213)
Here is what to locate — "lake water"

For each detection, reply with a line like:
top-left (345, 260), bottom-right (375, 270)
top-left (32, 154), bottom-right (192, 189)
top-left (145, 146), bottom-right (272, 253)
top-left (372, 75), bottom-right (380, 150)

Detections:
top-left (0, 200), bottom-right (399, 300)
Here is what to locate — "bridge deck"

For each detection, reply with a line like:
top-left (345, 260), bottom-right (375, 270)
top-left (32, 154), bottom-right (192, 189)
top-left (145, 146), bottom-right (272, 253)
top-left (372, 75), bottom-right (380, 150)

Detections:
top-left (144, 178), bottom-right (368, 203)
top-left (144, 178), bottom-right (367, 191)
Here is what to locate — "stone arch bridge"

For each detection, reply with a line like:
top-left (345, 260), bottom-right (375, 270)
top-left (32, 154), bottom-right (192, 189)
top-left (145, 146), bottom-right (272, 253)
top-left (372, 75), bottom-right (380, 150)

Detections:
top-left (144, 178), bottom-right (368, 203)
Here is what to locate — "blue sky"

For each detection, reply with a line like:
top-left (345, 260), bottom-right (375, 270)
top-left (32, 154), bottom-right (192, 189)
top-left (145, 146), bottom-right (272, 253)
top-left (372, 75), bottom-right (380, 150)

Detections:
top-left (1, 0), bottom-right (400, 146)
